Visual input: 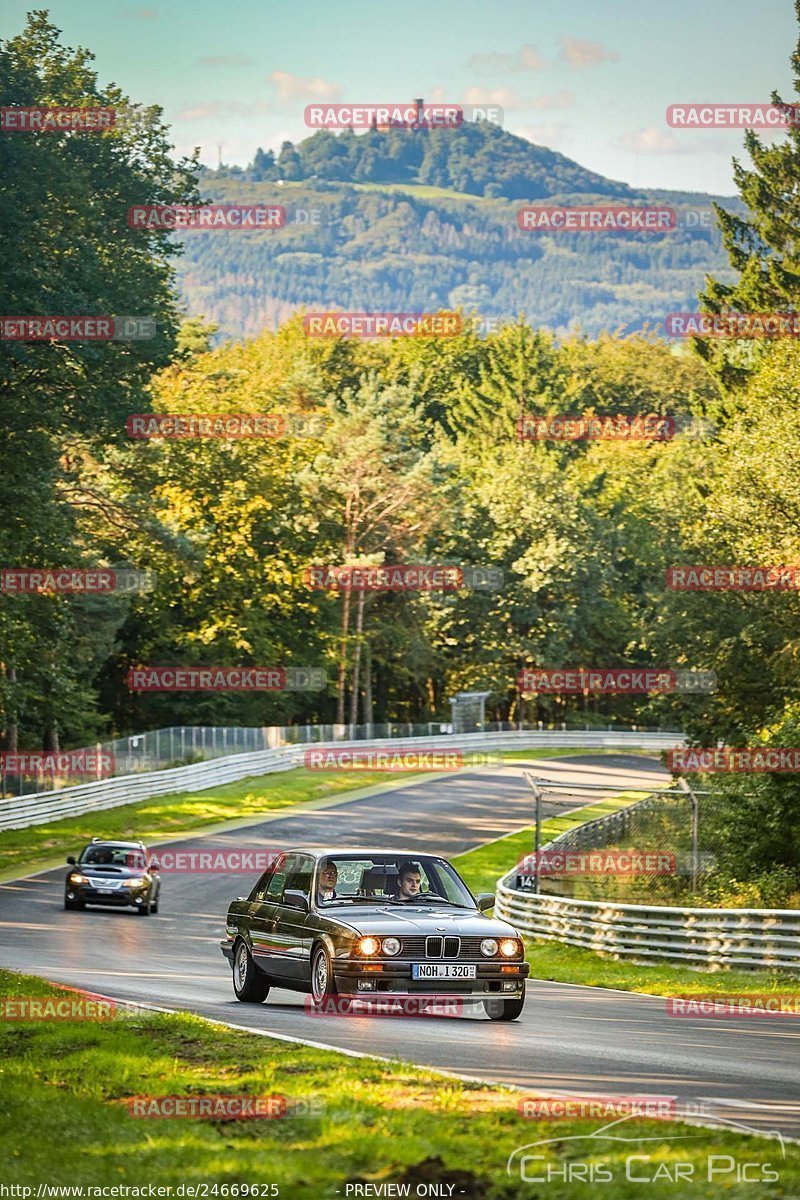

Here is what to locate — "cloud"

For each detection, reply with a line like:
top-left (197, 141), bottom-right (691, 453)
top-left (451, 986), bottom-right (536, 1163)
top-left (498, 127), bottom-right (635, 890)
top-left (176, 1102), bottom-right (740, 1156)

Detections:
top-left (559, 36), bottom-right (619, 69)
top-left (198, 54), bottom-right (255, 67)
top-left (176, 100), bottom-right (272, 122)
top-left (461, 86), bottom-right (575, 111)
top-left (513, 122), bottom-right (572, 147)
top-left (468, 44), bottom-right (545, 72)
top-left (616, 126), bottom-right (733, 154)
top-left (530, 89), bottom-right (575, 110)
top-left (266, 70), bottom-right (341, 103)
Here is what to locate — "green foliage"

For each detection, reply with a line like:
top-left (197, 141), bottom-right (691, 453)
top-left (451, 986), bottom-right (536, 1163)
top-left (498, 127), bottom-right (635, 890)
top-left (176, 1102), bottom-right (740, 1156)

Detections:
top-left (698, 0), bottom-right (800, 385)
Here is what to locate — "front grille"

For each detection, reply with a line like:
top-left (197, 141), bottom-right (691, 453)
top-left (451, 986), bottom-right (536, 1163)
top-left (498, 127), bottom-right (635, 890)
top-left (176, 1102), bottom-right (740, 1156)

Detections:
top-left (409, 935), bottom-right (470, 958)
top-left (87, 878), bottom-right (123, 890)
top-left (384, 935), bottom-right (522, 961)
top-left (424, 936), bottom-right (461, 958)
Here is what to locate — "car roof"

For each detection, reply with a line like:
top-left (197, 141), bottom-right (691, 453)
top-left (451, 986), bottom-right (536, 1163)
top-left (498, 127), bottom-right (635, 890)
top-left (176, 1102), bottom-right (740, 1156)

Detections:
top-left (294, 849), bottom-right (450, 860)
top-left (82, 840), bottom-right (145, 849)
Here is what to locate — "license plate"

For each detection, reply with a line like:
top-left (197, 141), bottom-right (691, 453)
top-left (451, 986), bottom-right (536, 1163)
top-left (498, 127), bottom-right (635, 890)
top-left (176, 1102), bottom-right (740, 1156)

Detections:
top-left (96, 888), bottom-right (113, 894)
top-left (412, 964), bottom-right (476, 980)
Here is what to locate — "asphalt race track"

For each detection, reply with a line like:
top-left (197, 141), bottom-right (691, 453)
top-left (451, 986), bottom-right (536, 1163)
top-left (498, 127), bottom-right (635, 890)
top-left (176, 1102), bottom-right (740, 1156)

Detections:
top-left (1, 754), bottom-right (798, 1145)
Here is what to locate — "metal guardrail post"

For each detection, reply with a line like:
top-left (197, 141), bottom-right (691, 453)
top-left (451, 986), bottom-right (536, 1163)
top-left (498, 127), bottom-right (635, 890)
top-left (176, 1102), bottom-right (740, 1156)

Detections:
top-left (678, 776), bottom-right (700, 897)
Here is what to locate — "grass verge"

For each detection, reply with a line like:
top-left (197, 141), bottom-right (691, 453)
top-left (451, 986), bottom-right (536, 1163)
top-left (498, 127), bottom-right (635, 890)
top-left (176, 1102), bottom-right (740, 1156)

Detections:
top-left (453, 796), bottom-right (800, 999)
top-left (0, 968), bottom-right (793, 1196)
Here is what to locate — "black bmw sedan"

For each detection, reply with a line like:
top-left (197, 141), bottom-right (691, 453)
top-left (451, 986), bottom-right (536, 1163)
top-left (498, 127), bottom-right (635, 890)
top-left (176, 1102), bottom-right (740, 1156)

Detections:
top-left (64, 839), bottom-right (160, 915)
top-left (220, 848), bottom-right (529, 1020)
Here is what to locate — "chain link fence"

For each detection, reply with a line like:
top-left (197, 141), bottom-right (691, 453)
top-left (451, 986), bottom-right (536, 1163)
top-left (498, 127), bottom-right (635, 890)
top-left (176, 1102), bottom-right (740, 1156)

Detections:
top-left (520, 781), bottom-right (792, 907)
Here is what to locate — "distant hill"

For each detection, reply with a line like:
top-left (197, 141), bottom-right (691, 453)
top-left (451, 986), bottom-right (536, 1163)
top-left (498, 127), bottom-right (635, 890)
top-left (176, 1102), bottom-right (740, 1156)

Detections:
top-left (219, 120), bottom-right (638, 202)
top-left (173, 122), bottom-right (741, 342)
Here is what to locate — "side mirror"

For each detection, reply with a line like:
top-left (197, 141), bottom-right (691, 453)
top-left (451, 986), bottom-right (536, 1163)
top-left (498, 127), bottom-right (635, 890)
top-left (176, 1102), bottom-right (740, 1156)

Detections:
top-left (476, 893), bottom-right (495, 912)
top-left (149, 864), bottom-right (159, 872)
top-left (283, 889), bottom-right (309, 912)
top-left (66, 856), bottom-right (76, 865)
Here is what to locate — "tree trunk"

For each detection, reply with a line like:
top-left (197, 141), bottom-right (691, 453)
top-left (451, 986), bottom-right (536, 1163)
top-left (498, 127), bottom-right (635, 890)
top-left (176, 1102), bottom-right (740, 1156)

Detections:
top-left (364, 640), bottom-right (373, 727)
top-left (2, 662), bottom-right (18, 751)
top-left (349, 588), bottom-right (366, 726)
top-left (336, 588), bottom-right (352, 724)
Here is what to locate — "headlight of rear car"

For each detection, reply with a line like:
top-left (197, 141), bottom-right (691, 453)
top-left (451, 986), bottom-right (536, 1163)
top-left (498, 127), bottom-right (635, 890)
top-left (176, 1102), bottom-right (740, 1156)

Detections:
top-left (499, 938), bottom-right (520, 958)
top-left (124, 877), bottom-right (147, 888)
top-left (381, 937), bottom-right (401, 956)
top-left (356, 936), bottom-right (380, 956)
top-left (68, 873), bottom-right (88, 885)
top-left (480, 938), bottom-right (499, 957)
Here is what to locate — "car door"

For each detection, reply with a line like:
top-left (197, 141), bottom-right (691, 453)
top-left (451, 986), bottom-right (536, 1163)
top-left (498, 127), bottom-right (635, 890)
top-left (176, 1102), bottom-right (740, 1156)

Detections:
top-left (273, 854), bottom-right (314, 983)
top-left (249, 854), bottom-right (294, 974)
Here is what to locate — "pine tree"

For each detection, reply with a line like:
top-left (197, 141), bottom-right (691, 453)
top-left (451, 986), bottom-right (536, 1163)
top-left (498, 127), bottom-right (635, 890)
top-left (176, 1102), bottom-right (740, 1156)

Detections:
top-left (698, 0), bottom-right (800, 386)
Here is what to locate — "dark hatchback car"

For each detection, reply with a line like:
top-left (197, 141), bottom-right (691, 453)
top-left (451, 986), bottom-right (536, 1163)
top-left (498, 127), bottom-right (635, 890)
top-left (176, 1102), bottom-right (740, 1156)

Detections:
top-left (220, 849), bottom-right (530, 1020)
top-left (64, 839), bottom-right (160, 915)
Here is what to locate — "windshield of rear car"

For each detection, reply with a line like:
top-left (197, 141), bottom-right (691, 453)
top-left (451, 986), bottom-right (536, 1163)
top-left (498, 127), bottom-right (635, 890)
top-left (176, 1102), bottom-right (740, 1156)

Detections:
top-left (78, 845), bottom-right (146, 869)
top-left (315, 855), bottom-right (475, 907)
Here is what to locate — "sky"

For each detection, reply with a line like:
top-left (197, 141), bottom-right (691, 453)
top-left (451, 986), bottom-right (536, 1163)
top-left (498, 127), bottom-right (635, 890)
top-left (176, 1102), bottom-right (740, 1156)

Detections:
top-left (2, 0), bottom-right (795, 194)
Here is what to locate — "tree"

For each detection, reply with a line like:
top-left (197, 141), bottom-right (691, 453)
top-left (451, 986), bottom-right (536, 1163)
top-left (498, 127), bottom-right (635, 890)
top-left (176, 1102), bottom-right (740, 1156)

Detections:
top-left (0, 11), bottom-right (198, 750)
top-left (698, 0), bottom-right (800, 387)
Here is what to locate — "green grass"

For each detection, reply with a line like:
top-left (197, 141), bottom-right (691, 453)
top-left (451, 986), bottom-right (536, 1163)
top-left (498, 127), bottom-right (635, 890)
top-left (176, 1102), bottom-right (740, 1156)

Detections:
top-left (0, 968), bottom-right (793, 1196)
top-left (351, 181), bottom-right (483, 202)
top-left (454, 795), bottom-right (800, 998)
top-left (0, 746), bottom-right (644, 880)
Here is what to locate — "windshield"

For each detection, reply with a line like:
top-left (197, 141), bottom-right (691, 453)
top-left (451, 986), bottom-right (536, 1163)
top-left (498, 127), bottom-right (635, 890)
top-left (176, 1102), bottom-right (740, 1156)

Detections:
top-left (78, 845), bottom-right (146, 869)
top-left (315, 854), bottom-right (475, 908)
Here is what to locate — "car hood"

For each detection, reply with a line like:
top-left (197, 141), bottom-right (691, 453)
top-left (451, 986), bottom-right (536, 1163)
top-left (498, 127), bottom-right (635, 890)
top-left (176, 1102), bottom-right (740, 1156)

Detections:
top-left (323, 905), bottom-right (519, 938)
top-left (73, 866), bottom-right (148, 879)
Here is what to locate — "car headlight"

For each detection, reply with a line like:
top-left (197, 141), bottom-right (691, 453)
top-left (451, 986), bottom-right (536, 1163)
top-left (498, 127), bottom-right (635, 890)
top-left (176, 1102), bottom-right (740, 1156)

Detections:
top-left (68, 873), bottom-right (88, 885)
top-left (356, 936), bottom-right (380, 956)
top-left (124, 877), bottom-right (147, 888)
top-left (499, 938), bottom-right (520, 958)
top-left (480, 938), bottom-right (499, 957)
top-left (381, 937), bottom-right (401, 956)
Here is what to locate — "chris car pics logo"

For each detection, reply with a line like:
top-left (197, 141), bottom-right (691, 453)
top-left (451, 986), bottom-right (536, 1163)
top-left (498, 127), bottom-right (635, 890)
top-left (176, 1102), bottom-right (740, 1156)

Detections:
top-left (507, 1112), bottom-right (784, 1185)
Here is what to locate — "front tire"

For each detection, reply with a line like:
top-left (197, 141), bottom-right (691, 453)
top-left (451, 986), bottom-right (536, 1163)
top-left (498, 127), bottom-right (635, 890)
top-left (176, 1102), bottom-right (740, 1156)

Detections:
top-left (310, 945), bottom-right (338, 1007)
top-left (233, 940), bottom-right (270, 1003)
top-left (483, 988), bottom-right (525, 1021)
top-left (137, 898), bottom-right (151, 916)
top-left (64, 896), bottom-right (85, 911)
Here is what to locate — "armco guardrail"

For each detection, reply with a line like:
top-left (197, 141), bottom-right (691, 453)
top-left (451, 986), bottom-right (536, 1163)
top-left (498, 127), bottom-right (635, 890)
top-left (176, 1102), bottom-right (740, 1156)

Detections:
top-left (494, 783), bottom-right (800, 971)
top-left (494, 885), bottom-right (800, 971)
top-left (0, 729), bottom-right (682, 832)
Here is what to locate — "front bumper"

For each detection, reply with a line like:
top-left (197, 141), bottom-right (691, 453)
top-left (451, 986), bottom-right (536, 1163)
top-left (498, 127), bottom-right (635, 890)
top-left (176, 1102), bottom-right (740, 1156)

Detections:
top-left (333, 958), bottom-right (530, 996)
top-left (66, 884), bottom-right (151, 908)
